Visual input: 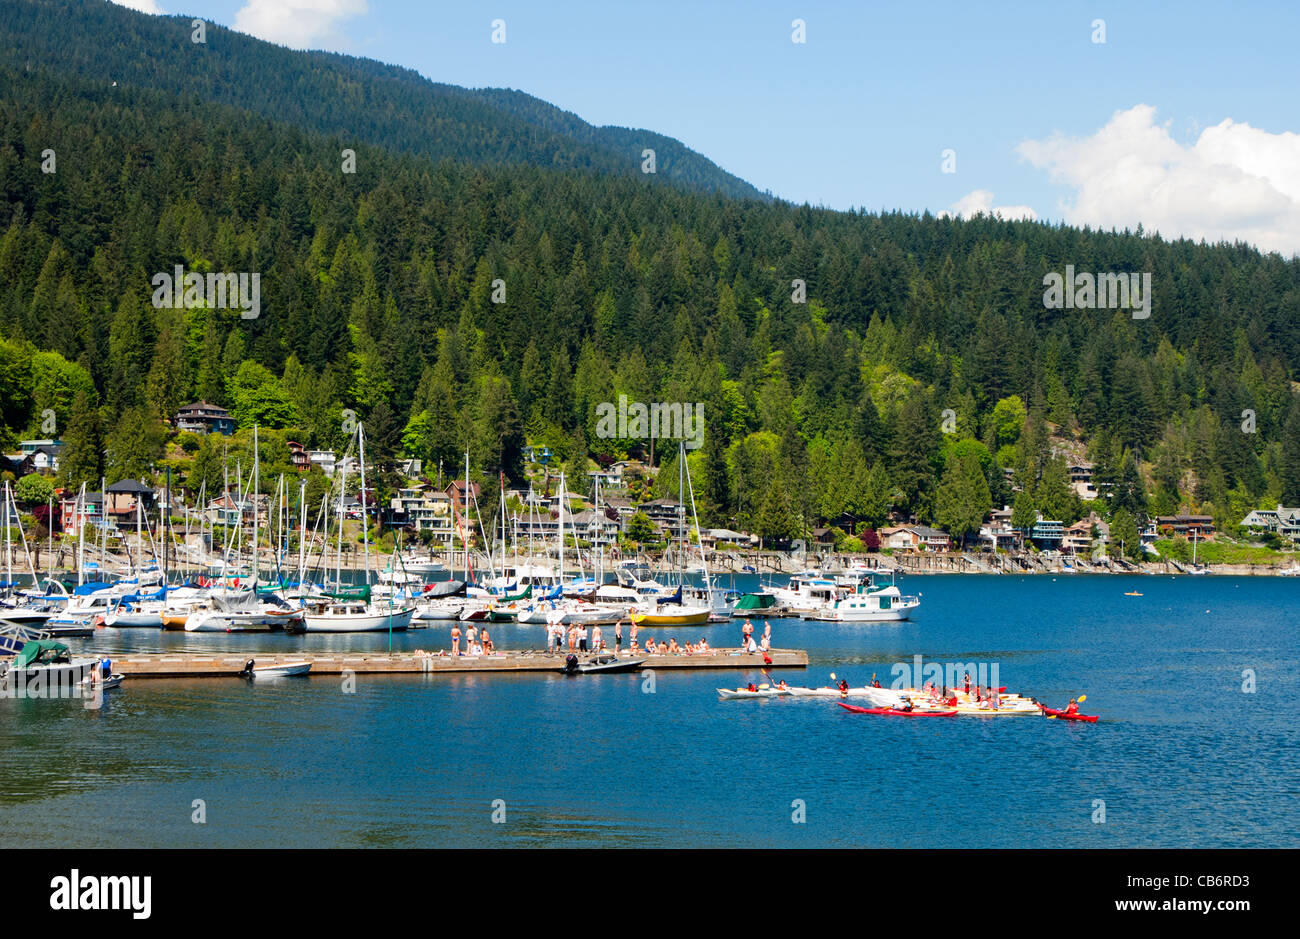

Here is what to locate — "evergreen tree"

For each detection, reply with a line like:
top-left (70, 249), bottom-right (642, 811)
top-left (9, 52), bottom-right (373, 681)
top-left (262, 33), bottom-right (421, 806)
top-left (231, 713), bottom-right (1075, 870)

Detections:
top-left (59, 389), bottom-right (102, 490)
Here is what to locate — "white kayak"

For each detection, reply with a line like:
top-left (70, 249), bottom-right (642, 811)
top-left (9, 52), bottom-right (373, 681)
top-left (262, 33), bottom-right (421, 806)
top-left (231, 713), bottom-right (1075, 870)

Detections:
top-left (717, 687), bottom-right (790, 699)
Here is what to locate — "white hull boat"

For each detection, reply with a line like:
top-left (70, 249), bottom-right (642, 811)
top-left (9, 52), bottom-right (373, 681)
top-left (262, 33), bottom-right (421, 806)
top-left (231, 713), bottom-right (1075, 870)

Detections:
top-left (301, 603), bottom-right (414, 632)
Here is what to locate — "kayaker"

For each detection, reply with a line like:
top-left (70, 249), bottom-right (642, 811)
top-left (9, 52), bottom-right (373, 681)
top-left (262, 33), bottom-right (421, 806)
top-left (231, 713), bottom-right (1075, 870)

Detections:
top-left (1065, 698), bottom-right (1079, 715)
top-left (898, 697), bottom-right (914, 712)
top-left (747, 682), bottom-right (758, 693)
top-left (871, 674), bottom-right (882, 688)
top-left (776, 679), bottom-right (789, 691)
top-left (838, 678), bottom-right (849, 696)
top-left (963, 671), bottom-right (971, 694)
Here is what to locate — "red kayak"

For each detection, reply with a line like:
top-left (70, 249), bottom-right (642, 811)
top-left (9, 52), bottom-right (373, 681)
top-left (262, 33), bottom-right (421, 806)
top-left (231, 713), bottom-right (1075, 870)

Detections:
top-left (1040, 705), bottom-right (1098, 723)
top-left (838, 703), bottom-right (957, 717)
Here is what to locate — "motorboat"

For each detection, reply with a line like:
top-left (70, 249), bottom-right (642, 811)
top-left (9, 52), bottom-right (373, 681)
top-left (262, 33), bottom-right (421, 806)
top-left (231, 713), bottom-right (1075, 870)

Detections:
top-left (237, 658), bottom-right (312, 678)
top-left (0, 640), bottom-right (99, 696)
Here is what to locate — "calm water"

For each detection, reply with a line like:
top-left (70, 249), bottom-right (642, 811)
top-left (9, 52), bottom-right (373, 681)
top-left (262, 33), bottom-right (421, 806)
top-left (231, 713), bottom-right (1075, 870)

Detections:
top-left (2, 574), bottom-right (1297, 848)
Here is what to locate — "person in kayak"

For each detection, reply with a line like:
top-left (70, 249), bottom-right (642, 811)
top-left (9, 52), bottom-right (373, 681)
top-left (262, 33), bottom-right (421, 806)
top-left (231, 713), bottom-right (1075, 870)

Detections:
top-left (963, 671), bottom-right (971, 694)
top-left (1065, 698), bottom-right (1079, 715)
top-left (838, 678), bottom-right (850, 696)
top-left (897, 697), bottom-right (915, 712)
top-left (776, 679), bottom-right (789, 691)
top-left (747, 682), bottom-right (758, 693)
top-left (871, 674), bottom-right (882, 688)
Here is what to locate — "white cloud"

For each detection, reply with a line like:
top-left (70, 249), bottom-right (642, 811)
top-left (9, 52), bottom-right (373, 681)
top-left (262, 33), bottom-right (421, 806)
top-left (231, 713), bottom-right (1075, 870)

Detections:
top-left (943, 189), bottom-right (1038, 222)
top-left (109, 0), bottom-right (166, 13)
top-left (233, 0), bottom-right (368, 50)
top-left (1017, 104), bottom-right (1300, 256)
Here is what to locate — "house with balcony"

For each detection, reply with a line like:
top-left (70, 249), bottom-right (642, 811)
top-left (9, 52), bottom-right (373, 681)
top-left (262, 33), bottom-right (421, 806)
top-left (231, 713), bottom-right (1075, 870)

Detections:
top-left (1241, 505), bottom-right (1300, 543)
top-left (175, 401), bottom-right (235, 435)
top-left (307, 450), bottom-right (336, 476)
top-left (286, 441), bottom-right (310, 471)
top-left (60, 491), bottom-right (106, 537)
top-left (1030, 517), bottom-right (1065, 550)
top-left (1068, 463), bottom-right (1097, 500)
top-left (1155, 515), bottom-right (1215, 540)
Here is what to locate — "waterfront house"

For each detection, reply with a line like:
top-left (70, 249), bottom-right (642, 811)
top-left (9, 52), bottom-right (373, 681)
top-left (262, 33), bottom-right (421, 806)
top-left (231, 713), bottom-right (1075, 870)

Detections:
top-left (1061, 519), bottom-right (1095, 555)
top-left (880, 525), bottom-right (951, 552)
top-left (1030, 517), bottom-right (1065, 550)
top-left (1155, 515), bottom-right (1215, 540)
top-left (1241, 505), bottom-right (1300, 544)
top-left (701, 528), bottom-right (754, 549)
top-left (175, 401), bottom-right (235, 435)
top-left (979, 507), bottom-right (1018, 550)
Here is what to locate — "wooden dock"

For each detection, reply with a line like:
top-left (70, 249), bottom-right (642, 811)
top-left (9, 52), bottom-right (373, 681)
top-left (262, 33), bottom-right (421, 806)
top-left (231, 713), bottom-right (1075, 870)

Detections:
top-left (108, 648), bottom-right (809, 678)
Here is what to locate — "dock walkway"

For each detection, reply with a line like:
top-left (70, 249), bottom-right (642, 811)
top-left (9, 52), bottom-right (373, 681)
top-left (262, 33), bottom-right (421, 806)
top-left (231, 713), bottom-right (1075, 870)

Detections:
top-left (108, 648), bottom-right (809, 678)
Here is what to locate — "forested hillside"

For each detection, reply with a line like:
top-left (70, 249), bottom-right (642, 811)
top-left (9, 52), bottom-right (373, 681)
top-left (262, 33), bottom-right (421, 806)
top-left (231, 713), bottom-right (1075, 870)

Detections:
top-left (3, 2), bottom-right (1300, 546)
top-left (1, 0), bottom-right (763, 201)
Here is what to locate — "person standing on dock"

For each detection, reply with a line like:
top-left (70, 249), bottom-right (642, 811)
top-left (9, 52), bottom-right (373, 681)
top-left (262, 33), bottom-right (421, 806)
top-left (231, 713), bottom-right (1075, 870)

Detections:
top-left (629, 620), bottom-right (638, 652)
top-left (592, 624), bottom-right (603, 652)
top-left (615, 622), bottom-right (622, 654)
top-left (741, 619), bottom-right (753, 651)
top-left (465, 624), bottom-right (477, 649)
top-left (761, 623), bottom-right (772, 652)
top-left (451, 624), bottom-right (462, 656)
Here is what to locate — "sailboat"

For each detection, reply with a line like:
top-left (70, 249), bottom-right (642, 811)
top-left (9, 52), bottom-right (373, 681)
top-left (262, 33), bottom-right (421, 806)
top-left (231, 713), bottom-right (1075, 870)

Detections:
top-left (630, 444), bottom-right (711, 627)
top-left (301, 422), bottom-right (414, 633)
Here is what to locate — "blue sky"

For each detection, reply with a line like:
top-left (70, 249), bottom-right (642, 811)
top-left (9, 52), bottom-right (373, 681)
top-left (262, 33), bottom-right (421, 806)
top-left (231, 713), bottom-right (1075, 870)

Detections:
top-left (114, 1), bottom-right (1300, 254)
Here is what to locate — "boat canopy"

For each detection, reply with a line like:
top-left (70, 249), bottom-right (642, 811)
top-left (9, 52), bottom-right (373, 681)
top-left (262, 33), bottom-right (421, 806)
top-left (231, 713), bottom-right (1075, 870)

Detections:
top-left (73, 582), bottom-right (113, 596)
top-left (324, 585), bottom-right (372, 603)
top-left (733, 592), bottom-right (777, 611)
top-left (13, 640), bottom-right (70, 669)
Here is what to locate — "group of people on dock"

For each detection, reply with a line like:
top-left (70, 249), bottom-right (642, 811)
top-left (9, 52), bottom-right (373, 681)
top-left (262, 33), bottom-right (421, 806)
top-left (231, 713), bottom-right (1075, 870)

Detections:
top-left (442, 618), bottom-right (773, 658)
top-left (447, 624), bottom-right (496, 657)
top-left (739, 620), bottom-right (772, 654)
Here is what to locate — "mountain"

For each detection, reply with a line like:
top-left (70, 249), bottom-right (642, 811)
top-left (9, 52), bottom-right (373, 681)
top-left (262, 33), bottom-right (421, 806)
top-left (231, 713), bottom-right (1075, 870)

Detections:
top-left (2, 0), bottom-right (1299, 542)
top-left (0, 0), bottom-right (767, 201)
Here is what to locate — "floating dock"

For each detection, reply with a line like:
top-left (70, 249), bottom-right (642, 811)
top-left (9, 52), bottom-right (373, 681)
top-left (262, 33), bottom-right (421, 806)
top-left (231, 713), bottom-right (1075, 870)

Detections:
top-left (107, 648), bottom-right (809, 678)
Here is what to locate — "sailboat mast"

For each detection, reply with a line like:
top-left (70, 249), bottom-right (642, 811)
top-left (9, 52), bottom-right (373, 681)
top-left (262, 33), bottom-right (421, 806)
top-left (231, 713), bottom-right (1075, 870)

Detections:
top-left (358, 423), bottom-right (371, 586)
top-left (251, 425), bottom-right (259, 584)
top-left (336, 434), bottom-right (348, 590)
top-left (298, 477), bottom-right (308, 587)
